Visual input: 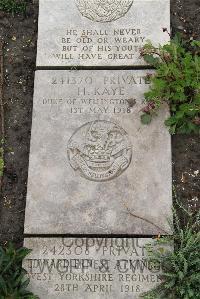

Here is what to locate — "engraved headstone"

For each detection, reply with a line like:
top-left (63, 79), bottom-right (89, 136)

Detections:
top-left (36, 0), bottom-right (170, 67)
top-left (24, 237), bottom-right (165, 299)
top-left (24, 69), bottom-right (172, 235)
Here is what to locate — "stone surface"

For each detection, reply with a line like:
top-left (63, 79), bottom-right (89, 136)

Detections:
top-left (36, 0), bottom-right (170, 67)
top-left (24, 69), bottom-right (172, 234)
top-left (24, 237), bottom-right (165, 299)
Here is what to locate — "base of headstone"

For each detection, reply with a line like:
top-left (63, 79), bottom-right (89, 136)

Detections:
top-left (24, 237), bottom-right (163, 299)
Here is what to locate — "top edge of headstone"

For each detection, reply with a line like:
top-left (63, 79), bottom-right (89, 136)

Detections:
top-left (36, 0), bottom-right (170, 67)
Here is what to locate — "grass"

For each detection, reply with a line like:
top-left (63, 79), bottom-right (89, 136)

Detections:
top-left (0, 243), bottom-right (39, 299)
top-left (140, 204), bottom-right (200, 299)
top-left (0, 0), bottom-right (27, 14)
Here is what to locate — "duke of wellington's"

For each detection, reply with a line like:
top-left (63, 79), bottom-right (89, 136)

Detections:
top-left (23, 0), bottom-right (172, 298)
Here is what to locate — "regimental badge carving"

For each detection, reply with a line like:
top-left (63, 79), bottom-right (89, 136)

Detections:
top-left (75, 0), bottom-right (134, 23)
top-left (67, 120), bottom-right (132, 182)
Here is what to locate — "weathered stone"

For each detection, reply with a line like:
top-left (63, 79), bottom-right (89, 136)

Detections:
top-left (24, 70), bottom-right (172, 234)
top-left (24, 237), bottom-right (165, 299)
top-left (36, 0), bottom-right (170, 67)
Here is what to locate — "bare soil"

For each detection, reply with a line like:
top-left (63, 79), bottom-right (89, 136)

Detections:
top-left (0, 0), bottom-right (199, 247)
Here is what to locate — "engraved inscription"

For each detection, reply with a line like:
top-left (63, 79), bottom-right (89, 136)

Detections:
top-left (67, 120), bottom-right (132, 181)
top-left (24, 238), bottom-right (165, 298)
top-left (75, 0), bottom-right (134, 23)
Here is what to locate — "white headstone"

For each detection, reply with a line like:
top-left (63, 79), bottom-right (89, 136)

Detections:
top-left (24, 69), bottom-right (172, 235)
top-left (36, 0), bottom-right (170, 67)
top-left (24, 237), bottom-right (165, 299)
